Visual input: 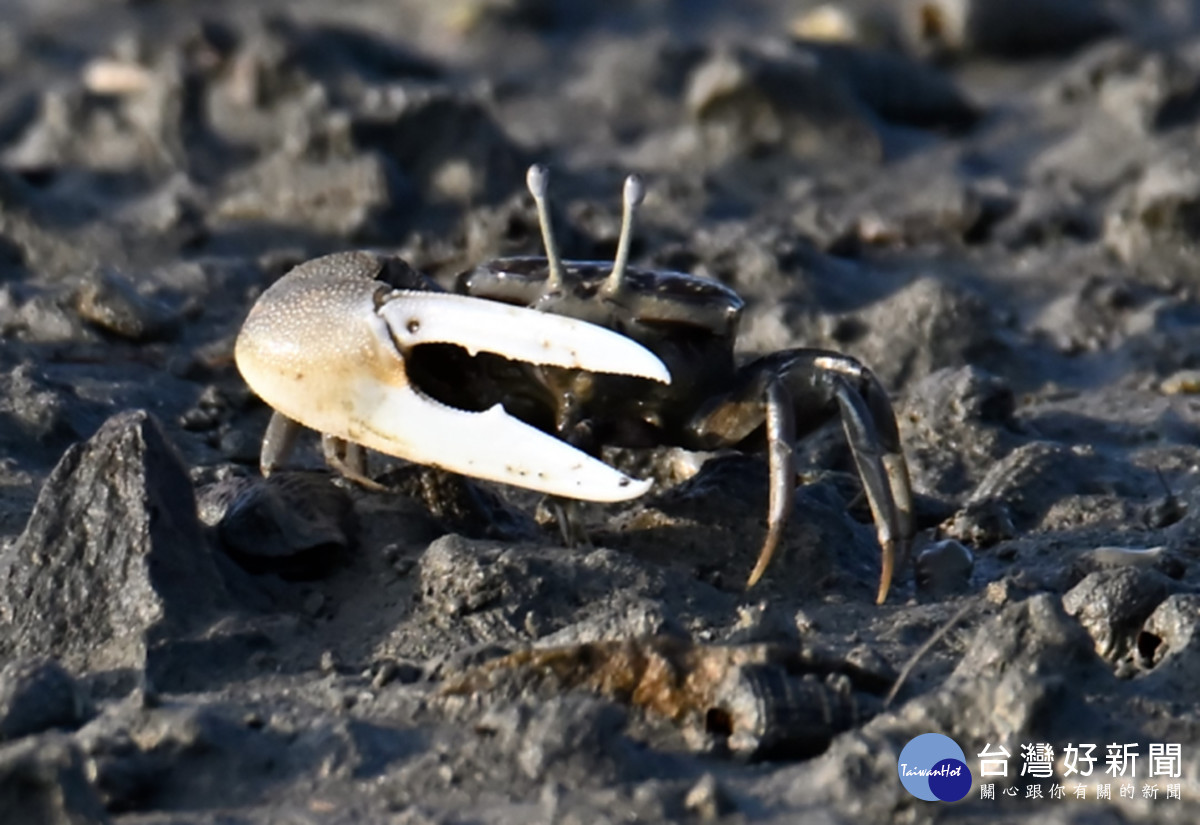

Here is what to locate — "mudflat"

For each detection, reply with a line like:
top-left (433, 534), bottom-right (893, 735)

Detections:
top-left (0, 1), bottom-right (1198, 822)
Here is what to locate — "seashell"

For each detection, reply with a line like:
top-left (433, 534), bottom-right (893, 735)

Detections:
top-left (710, 665), bottom-right (874, 759)
top-left (440, 637), bottom-right (889, 756)
top-left (1083, 545), bottom-right (1168, 568)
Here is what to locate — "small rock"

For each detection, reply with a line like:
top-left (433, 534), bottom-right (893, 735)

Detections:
top-left (614, 454), bottom-right (874, 599)
top-left (683, 773), bottom-right (734, 820)
top-left (685, 44), bottom-right (882, 163)
top-left (726, 601), bottom-right (800, 644)
top-left (961, 442), bottom-right (1135, 534)
top-left (350, 86), bottom-right (529, 205)
top-left (954, 593), bottom-right (1101, 682)
top-left (791, 3), bottom-right (901, 49)
top-left (1133, 593), bottom-right (1200, 693)
top-left (903, 365), bottom-right (1015, 428)
top-left (1160, 369), bottom-right (1200, 395)
top-left (0, 660), bottom-right (89, 743)
top-left (0, 735), bottom-right (108, 825)
top-left (415, 536), bottom-right (660, 643)
top-left (419, 535), bottom-right (510, 618)
top-left (379, 464), bottom-right (537, 542)
top-left (1062, 568), bottom-right (1175, 662)
top-left (945, 594), bottom-right (1114, 744)
top-left (0, 363), bottom-right (102, 449)
top-left (1105, 146), bottom-right (1200, 284)
top-left (0, 411), bottom-right (227, 676)
top-left (803, 41), bottom-right (978, 131)
top-left (942, 499), bottom-right (1015, 547)
top-left (198, 472), bottom-right (355, 580)
top-left (848, 278), bottom-right (1003, 391)
top-left (215, 152), bottom-right (404, 240)
top-left (369, 660), bottom-right (422, 690)
top-left (73, 267), bottom-right (177, 342)
top-left (475, 695), bottom-right (632, 782)
top-left (302, 591), bottom-right (326, 617)
top-left (899, 367), bottom-right (1019, 504)
top-left (914, 539), bottom-right (974, 596)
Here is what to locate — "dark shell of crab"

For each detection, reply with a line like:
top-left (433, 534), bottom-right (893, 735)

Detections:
top-left (453, 256), bottom-right (749, 451)
top-left (457, 255), bottom-right (744, 337)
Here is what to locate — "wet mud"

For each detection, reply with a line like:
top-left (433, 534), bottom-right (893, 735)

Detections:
top-left (2, 0), bottom-right (1200, 822)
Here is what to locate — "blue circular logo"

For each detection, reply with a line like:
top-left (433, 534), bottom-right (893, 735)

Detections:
top-left (897, 734), bottom-right (972, 802)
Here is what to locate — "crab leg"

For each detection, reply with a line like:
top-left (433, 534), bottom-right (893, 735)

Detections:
top-left (745, 377), bottom-right (796, 588)
top-left (689, 349), bottom-right (913, 603)
top-left (236, 252), bottom-right (671, 502)
top-left (785, 351), bottom-right (913, 604)
top-left (261, 411), bottom-right (302, 475)
top-left (824, 365), bottom-right (912, 604)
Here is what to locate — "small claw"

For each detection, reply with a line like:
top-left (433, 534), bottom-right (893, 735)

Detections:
top-left (235, 254), bottom-right (669, 502)
top-left (375, 291), bottom-right (670, 383)
top-left (724, 349), bottom-right (913, 603)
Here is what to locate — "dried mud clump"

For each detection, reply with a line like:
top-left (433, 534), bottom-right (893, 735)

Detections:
top-left (1, 1), bottom-right (1200, 822)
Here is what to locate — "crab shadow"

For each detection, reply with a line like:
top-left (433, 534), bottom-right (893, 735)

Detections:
top-left (91, 696), bottom-right (428, 815)
top-left (599, 453), bottom-right (885, 604)
top-left (183, 481), bottom-right (443, 691)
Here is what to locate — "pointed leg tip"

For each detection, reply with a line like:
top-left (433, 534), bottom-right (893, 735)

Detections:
top-left (875, 541), bottom-right (896, 604)
top-left (745, 529), bottom-right (782, 590)
top-left (739, 513), bottom-right (787, 589)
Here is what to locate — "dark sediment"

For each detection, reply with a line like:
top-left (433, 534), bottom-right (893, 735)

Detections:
top-left (0, 0), bottom-right (1199, 821)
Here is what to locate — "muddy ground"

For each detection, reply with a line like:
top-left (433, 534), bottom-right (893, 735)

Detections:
top-left (2, 0), bottom-right (1200, 822)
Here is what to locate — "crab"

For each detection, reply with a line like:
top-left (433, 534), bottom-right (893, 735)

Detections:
top-left (234, 166), bottom-right (914, 603)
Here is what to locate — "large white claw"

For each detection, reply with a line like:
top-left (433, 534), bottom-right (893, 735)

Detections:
top-left (235, 258), bottom-right (670, 502)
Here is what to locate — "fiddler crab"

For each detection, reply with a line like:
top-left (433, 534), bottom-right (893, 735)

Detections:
top-left (235, 165), bottom-right (914, 603)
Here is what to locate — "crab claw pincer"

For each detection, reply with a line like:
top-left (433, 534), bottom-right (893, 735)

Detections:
top-left (235, 252), bottom-right (671, 501)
